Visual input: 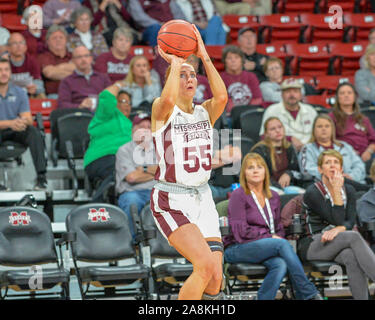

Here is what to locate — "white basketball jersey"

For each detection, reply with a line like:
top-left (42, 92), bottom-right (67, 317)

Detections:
top-left (152, 104), bottom-right (213, 187)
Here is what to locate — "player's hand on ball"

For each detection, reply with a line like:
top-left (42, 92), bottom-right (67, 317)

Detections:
top-left (191, 24), bottom-right (208, 59)
top-left (158, 45), bottom-right (186, 65)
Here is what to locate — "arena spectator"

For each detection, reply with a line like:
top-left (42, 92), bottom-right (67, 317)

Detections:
top-left (357, 160), bottom-right (375, 252)
top-left (116, 113), bottom-right (157, 238)
top-left (251, 117), bottom-right (303, 191)
top-left (57, 45), bottom-right (111, 110)
top-left (84, 81), bottom-right (133, 202)
top-left (329, 82), bottom-right (375, 171)
top-left (175, 0), bottom-right (227, 45)
top-left (128, 0), bottom-right (186, 46)
top-left (121, 55), bottom-right (161, 110)
top-left (94, 27), bottom-right (134, 84)
top-left (355, 44), bottom-right (375, 106)
top-left (260, 78), bottom-right (318, 151)
top-left (38, 25), bottom-right (75, 98)
top-left (299, 114), bottom-right (367, 185)
top-left (8, 33), bottom-right (45, 97)
top-left (220, 45), bottom-right (263, 114)
top-left (0, 58), bottom-right (47, 190)
top-left (300, 149), bottom-right (375, 300)
top-left (67, 7), bottom-right (108, 59)
top-left (152, 46), bottom-right (169, 86)
top-left (21, 6), bottom-right (47, 57)
top-left (213, 0), bottom-right (251, 15)
top-left (42, 0), bottom-right (81, 29)
top-left (187, 54), bottom-right (212, 104)
top-left (260, 57), bottom-right (318, 104)
top-left (83, 0), bottom-right (140, 46)
top-left (237, 27), bottom-right (268, 83)
top-left (223, 152), bottom-right (322, 300)
top-left (359, 28), bottom-right (375, 69)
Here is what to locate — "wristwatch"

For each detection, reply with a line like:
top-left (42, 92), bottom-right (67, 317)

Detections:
top-left (143, 166), bottom-right (148, 173)
top-left (115, 82), bottom-right (122, 89)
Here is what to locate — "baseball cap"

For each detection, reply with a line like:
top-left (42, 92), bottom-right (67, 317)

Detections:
top-left (132, 112), bottom-right (151, 126)
top-left (238, 27), bottom-right (256, 38)
top-left (281, 78), bottom-right (303, 90)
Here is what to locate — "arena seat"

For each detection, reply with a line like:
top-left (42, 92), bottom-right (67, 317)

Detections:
top-left (65, 203), bottom-right (150, 299)
top-left (205, 45), bottom-right (225, 72)
top-left (361, 106), bottom-right (375, 129)
top-left (344, 13), bottom-right (375, 42)
top-left (303, 94), bottom-right (334, 109)
top-left (222, 15), bottom-right (259, 42)
top-left (284, 43), bottom-right (332, 76)
top-left (138, 204), bottom-right (193, 300)
top-left (299, 13), bottom-right (347, 43)
top-left (129, 45), bottom-right (155, 63)
top-left (0, 1), bottom-right (17, 13)
top-left (275, 0), bottom-right (318, 14)
top-left (239, 108), bottom-right (265, 144)
top-left (29, 98), bottom-right (57, 133)
top-left (1, 13), bottom-right (27, 32)
top-left (321, 0), bottom-right (357, 13)
top-left (328, 42), bottom-right (367, 75)
top-left (0, 206), bottom-right (70, 299)
top-left (314, 75), bottom-right (355, 95)
top-left (258, 14), bottom-right (303, 44)
top-left (49, 108), bottom-right (93, 167)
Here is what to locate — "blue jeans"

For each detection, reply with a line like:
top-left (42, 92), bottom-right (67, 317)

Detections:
top-left (196, 15), bottom-right (227, 45)
top-left (209, 184), bottom-right (231, 200)
top-left (142, 23), bottom-right (161, 47)
top-left (224, 238), bottom-right (318, 300)
top-left (118, 189), bottom-right (152, 238)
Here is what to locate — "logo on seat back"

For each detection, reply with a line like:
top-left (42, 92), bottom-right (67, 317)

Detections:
top-left (9, 212), bottom-right (31, 226)
top-left (88, 208), bottom-right (110, 222)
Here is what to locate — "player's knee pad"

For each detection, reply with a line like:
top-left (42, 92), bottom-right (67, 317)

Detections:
top-left (207, 241), bottom-right (224, 253)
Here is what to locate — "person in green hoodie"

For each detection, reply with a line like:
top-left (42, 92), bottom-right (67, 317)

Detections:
top-left (84, 80), bottom-right (133, 200)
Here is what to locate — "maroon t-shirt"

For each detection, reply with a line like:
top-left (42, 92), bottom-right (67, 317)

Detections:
top-left (21, 30), bottom-right (47, 57)
top-left (273, 147), bottom-right (289, 181)
top-left (94, 50), bottom-right (134, 84)
top-left (220, 70), bottom-right (262, 113)
top-left (37, 50), bottom-right (72, 95)
top-left (289, 109), bottom-right (299, 120)
top-left (194, 74), bottom-right (212, 105)
top-left (11, 53), bottom-right (41, 87)
top-left (138, 0), bottom-right (173, 23)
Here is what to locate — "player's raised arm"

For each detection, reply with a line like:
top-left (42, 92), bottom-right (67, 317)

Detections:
top-left (192, 25), bottom-right (228, 125)
top-left (151, 47), bottom-right (186, 128)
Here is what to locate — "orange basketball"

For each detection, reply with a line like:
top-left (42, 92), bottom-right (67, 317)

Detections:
top-left (157, 20), bottom-right (197, 59)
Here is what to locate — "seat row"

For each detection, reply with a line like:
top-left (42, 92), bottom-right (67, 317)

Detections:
top-left (223, 12), bottom-right (375, 43)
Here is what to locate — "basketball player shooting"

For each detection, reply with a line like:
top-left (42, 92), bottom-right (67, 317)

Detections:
top-left (150, 23), bottom-right (228, 300)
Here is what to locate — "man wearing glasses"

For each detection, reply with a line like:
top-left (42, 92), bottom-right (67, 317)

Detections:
top-left (57, 45), bottom-right (111, 110)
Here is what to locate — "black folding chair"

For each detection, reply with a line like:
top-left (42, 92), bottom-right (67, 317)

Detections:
top-left (65, 203), bottom-right (150, 300)
top-left (0, 206), bottom-right (70, 299)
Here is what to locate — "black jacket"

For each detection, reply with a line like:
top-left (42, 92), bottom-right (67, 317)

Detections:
top-left (251, 144), bottom-right (300, 188)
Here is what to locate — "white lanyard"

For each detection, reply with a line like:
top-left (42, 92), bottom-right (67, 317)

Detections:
top-left (251, 191), bottom-right (275, 234)
top-left (322, 183), bottom-right (347, 208)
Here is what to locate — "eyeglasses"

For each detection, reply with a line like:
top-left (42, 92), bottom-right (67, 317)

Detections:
top-left (118, 99), bottom-right (131, 105)
top-left (8, 41), bottom-right (26, 47)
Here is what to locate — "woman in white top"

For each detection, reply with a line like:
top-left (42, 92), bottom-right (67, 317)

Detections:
top-left (150, 24), bottom-right (228, 300)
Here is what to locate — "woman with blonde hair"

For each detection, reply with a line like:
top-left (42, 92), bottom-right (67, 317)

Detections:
top-left (300, 150), bottom-right (375, 299)
top-left (251, 117), bottom-right (301, 190)
top-left (223, 153), bottom-right (321, 300)
top-left (122, 55), bottom-right (161, 110)
top-left (299, 113), bottom-right (366, 185)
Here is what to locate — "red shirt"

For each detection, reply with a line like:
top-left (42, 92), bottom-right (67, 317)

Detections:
top-left (94, 50), bottom-right (134, 84)
top-left (21, 30), bottom-right (47, 57)
top-left (11, 54), bottom-right (41, 88)
top-left (220, 70), bottom-right (262, 113)
top-left (37, 50), bottom-right (72, 95)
